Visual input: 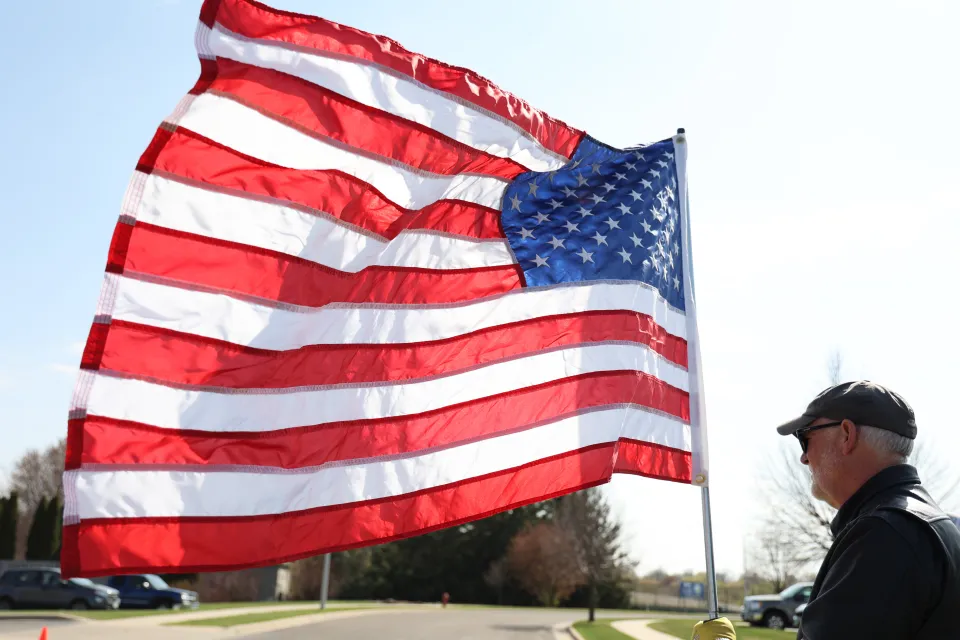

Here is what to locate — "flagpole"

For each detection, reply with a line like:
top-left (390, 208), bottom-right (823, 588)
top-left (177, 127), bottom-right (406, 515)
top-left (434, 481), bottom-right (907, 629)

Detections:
top-left (701, 486), bottom-right (720, 618)
top-left (320, 554), bottom-right (331, 609)
top-left (674, 128), bottom-right (719, 620)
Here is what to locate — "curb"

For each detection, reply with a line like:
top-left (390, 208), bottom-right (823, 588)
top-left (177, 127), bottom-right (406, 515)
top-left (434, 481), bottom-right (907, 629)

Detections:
top-left (566, 623), bottom-right (587, 640)
top-left (0, 612), bottom-right (89, 623)
top-left (224, 606), bottom-right (422, 637)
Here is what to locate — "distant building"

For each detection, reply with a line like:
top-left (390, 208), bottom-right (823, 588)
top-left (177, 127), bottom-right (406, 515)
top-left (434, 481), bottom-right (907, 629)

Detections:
top-left (254, 564), bottom-right (292, 601)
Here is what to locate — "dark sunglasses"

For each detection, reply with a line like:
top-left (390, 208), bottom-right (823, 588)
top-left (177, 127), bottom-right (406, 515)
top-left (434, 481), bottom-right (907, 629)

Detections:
top-left (795, 421), bottom-right (844, 453)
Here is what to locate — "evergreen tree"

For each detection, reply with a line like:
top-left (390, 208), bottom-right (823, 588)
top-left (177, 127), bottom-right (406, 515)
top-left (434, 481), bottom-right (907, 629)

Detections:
top-left (336, 502), bottom-right (547, 604)
top-left (0, 498), bottom-right (5, 557)
top-left (556, 488), bottom-right (635, 619)
top-left (26, 497), bottom-right (50, 560)
top-left (0, 493), bottom-right (19, 560)
top-left (48, 498), bottom-right (63, 560)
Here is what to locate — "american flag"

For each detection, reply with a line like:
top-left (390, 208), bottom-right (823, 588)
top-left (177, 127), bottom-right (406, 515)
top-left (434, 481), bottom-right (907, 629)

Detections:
top-left (62, 0), bottom-right (709, 576)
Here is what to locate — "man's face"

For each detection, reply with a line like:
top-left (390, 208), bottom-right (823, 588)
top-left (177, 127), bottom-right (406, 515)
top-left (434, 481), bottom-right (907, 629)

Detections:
top-left (800, 418), bottom-right (845, 506)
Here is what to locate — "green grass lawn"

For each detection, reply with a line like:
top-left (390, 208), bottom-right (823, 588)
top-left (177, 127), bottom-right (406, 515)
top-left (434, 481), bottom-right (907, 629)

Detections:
top-left (649, 617), bottom-right (795, 639)
top-left (169, 607), bottom-right (356, 627)
top-left (572, 620), bottom-right (637, 640)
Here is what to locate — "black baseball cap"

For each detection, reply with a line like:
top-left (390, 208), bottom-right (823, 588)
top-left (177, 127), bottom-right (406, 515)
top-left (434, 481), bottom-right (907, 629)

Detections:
top-left (776, 380), bottom-right (917, 439)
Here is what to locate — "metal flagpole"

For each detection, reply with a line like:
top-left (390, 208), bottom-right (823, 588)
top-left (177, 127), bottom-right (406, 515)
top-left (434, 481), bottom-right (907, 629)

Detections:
top-left (320, 554), bottom-right (331, 609)
top-left (674, 128), bottom-right (720, 620)
top-left (701, 486), bottom-right (720, 619)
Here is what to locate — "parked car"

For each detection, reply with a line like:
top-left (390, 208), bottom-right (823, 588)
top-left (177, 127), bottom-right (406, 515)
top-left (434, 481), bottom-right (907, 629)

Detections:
top-left (0, 568), bottom-right (120, 610)
top-left (741, 582), bottom-right (812, 629)
top-left (793, 602), bottom-right (807, 628)
top-left (106, 574), bottom-right (199, 609)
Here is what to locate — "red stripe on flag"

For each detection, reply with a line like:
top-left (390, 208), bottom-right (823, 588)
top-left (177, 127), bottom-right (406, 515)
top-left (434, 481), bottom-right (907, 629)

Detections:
top-left (96, 311), bottom-right (688, 389)
top-left (189, 58), bottom-right (220, 96)
top-left (209, 60), bottom-right (525, 181)
top-left (615, 438), bottom-right (693, 483)
top-left (147, 129), bottom-right (503, 240)
top-left (68, 371), bottom-right (689, 469)
top-left (210, 0), bottom-right (584, 160)
top-left (61, 440), bottom-right (688, 577)
top-left (79, 323), bottom-right (110, 372)
top-left (123, 223), bottom-right (522, 308)
top-left (104, 222), bottom-right (134, 275)
top-left (199, 0), bottom-right (222, 28)
top-left (137, 126), bottom-right (175, 173)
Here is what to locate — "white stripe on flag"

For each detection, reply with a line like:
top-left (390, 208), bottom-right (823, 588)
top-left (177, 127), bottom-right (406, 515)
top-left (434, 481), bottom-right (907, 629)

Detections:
top-left (175, 92), bottom-right (510, 210)
top-left (135, 174), bottom-right (510, 272)
top-left (71, 405), bottom-right (691, 519)
top-left (206, 25), bottom-right (567, 173)
top-left (109, 277), bottom-right (688, 349)
top-left (85, 342), bottom-right (689, 432)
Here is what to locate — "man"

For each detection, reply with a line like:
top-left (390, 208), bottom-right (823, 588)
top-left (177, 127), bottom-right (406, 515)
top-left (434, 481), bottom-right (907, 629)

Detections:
top-left (776, 381), bottom-right (960, 638)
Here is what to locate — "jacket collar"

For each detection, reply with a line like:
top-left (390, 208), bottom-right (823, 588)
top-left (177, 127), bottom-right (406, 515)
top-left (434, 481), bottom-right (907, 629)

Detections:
top-left (830, 464), bottom-right (921, 536)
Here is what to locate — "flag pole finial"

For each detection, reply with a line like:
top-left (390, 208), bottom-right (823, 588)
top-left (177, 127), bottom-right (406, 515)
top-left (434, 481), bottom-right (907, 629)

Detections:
top-left (677, 127), bottom-right (685, 134)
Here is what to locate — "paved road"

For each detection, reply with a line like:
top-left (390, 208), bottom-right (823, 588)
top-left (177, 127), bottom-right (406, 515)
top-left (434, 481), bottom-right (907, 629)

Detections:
top-left (0, 617), bottom-right (77, 634)
top-left (247, 608), bottom-right (651, 640)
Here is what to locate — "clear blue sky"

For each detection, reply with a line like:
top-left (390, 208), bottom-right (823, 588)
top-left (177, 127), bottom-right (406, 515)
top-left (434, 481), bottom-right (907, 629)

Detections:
top-left (1, 0), bottom-right (958, 576)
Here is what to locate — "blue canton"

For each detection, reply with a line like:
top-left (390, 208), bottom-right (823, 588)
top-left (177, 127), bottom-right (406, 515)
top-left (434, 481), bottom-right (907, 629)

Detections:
top-left (501, 137), bottom-right (685, 311)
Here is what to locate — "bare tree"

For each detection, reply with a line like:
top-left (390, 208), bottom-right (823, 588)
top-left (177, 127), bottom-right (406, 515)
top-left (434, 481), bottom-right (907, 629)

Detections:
top-left (911, 439), bottom-right (960, 513)
top-left (506, 522), bottom-right (584, 606)
top-left (10, 439), bottom-right (66, 514)
top-left (10, 439), bottom-right (66, 559)
top-left (749, 525), bottom-right (803, 593)
top-left (483, 557), bottom-right (508, 605)
top-left (826, 351), bottom-right (844, 386)
top-left (760, 447), bottom-right (835, 566)
top-left (556, 488), bottom-right (633, 621)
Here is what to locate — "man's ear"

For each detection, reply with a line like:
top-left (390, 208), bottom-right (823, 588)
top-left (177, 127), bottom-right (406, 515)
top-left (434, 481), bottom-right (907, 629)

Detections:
top-left (840, 419), bottom-right (859, 455)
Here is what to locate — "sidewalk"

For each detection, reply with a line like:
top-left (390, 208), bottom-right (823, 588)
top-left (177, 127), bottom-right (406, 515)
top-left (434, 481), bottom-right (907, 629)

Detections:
top-left (611, 619), bottom-right (681, 640)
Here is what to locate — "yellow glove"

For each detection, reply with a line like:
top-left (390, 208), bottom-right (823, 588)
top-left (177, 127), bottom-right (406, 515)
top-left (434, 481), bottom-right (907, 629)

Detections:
top-left (691, 617), bottom-right (736, 640)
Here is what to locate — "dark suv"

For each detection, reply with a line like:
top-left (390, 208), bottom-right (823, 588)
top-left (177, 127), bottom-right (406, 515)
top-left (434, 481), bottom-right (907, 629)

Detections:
top-left (0, 568), bottom-right (120, 610)
top-left (106, 574), bottom-right (199, 609)
top-left (741, 582), bottom-right (812, 629)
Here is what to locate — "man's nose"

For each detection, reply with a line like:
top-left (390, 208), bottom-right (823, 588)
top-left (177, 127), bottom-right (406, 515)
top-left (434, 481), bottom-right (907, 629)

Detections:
top-left (800, 451), bottom-right (809, 465)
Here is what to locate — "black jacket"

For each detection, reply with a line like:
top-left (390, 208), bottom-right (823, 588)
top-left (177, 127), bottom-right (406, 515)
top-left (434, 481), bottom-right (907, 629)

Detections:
top-left (798, 464), bottom-right (960, 639)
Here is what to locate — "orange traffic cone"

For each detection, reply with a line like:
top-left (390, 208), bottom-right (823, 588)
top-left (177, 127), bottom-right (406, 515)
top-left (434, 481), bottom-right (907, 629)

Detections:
top-left (38, 627), bottom-right (48, 640)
